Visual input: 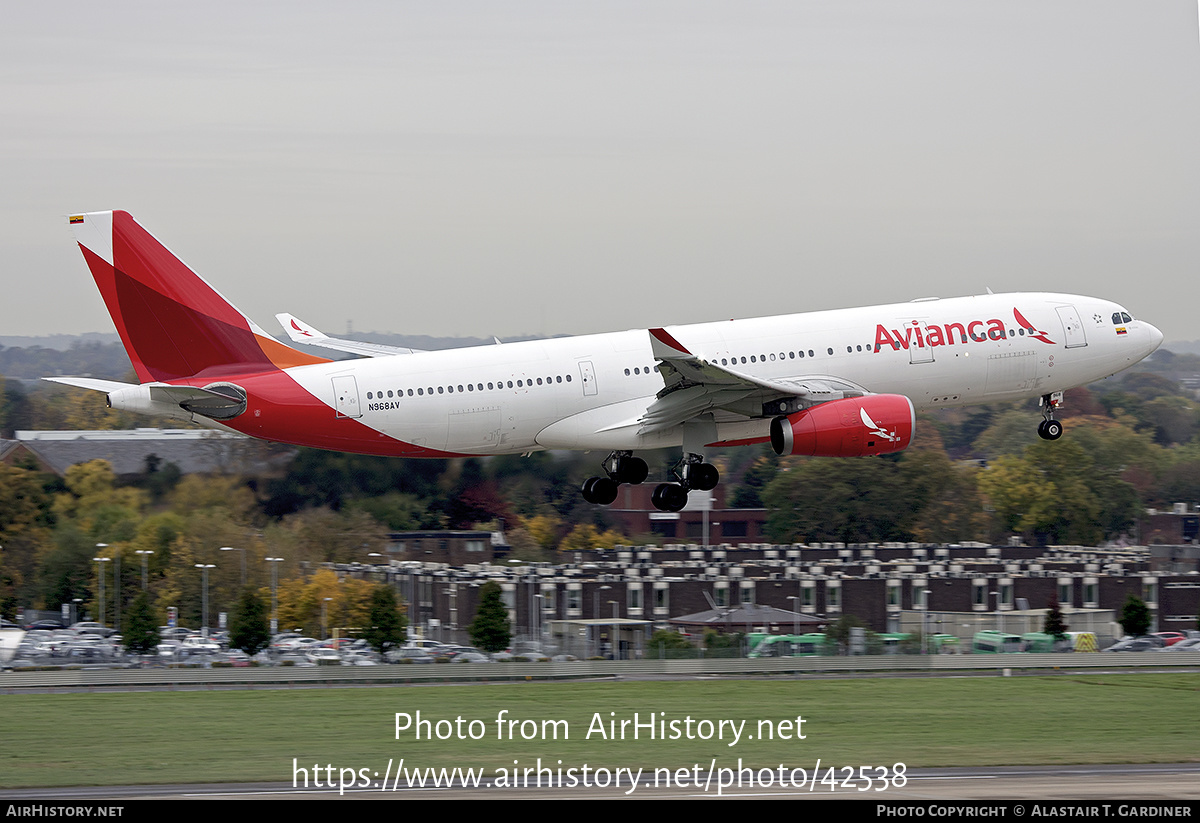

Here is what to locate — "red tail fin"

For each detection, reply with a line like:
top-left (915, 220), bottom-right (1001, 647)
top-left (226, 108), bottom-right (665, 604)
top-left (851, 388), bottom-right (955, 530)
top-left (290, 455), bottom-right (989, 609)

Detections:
top-left (69, 211), bottom-right (327, 382)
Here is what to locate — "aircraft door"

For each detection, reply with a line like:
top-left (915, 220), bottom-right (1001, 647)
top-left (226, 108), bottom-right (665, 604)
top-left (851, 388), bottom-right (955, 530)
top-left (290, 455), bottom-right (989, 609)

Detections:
top-left (331, 375), bottom-right (362, 418)
top-left (1056, 306), bottom-right (1088, 349)
top-left (578, 361), bottom-right (598, 396)
top-left (909, 322), bottom-right (935, 364)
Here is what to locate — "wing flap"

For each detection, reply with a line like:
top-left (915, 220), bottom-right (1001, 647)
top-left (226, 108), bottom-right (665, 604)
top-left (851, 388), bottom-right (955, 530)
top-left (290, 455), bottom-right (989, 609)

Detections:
top-left (640, 327), bottom-right (866, 434)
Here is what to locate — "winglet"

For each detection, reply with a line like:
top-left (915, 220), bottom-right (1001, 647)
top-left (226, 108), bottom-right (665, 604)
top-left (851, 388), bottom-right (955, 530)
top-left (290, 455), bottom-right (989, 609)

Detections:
top-left (276, 313), bottom-right (325, 344)
top-left (275, 312), bottom-right (424, 358)
top-left (649, 327), bottom-right (693, 360)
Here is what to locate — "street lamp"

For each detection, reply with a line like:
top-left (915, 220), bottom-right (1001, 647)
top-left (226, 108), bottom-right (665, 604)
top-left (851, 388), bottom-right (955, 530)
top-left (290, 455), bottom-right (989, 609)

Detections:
top-left (92, 555), bottom-right (111, 627)
top-left (220, 546), bottom-right (246, 588)
top-left (195, 564), bottom-right (215, 637)
top-left (265, 557), bottom-right (284, 635)
top-left (922, 589), bottom-right (932, 655)
top-left (608, 600), bottom-right (619, 660)
top-left (534, 593), bottom-right (545, 647)
top-left (321, 597), bottom-right (333, 640)
top-left (591, 585), bottom-right (611, 659)
top-left (135, 550), bottom-right (154, 591)
top-left (594, 585), bottom-right (611, 619)
top-left (786, 596), bottom-right (799, 636)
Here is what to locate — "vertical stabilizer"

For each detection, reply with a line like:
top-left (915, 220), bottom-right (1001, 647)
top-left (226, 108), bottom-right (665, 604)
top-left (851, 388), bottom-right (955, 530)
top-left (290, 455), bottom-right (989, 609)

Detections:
top-left (69, 211), bottom-right (327, 382)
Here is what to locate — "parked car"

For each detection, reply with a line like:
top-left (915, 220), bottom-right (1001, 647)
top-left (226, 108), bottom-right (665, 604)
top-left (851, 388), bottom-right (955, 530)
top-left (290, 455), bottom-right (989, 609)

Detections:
top-left (1152, 632), bottom-right (1186, 647)
top-left (1104, 637), bottom-right (1157, 652)
top-left (450, 652), bottom-right (492, 664)
top-left (306, 648), bottom-right (342, 665)
top-left (179, 636), bottom-right (221, 654)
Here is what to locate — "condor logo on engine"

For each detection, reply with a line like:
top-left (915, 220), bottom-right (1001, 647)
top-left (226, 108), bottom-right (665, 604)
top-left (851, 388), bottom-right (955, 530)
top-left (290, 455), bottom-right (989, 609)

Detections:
top-left (770, 395), bottom-right (915, 457)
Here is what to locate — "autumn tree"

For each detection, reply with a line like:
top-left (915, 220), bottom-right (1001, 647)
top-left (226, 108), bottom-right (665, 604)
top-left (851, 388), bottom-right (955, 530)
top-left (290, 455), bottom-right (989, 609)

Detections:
top-left (558, 523), bottom-right (627, 553)
top-left (274, 568), bottom-right (376, 638)
top-left (0, 464), bottom-right (52, 609)
top-left (762, 450), bottom-right (983, 545)
top-left (977, 440), bottom-right (1132, 544)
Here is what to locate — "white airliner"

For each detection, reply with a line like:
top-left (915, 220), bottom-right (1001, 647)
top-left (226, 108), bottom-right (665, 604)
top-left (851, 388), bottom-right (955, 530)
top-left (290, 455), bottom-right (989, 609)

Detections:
top-left (51, 211), bottom-right (1163, 511)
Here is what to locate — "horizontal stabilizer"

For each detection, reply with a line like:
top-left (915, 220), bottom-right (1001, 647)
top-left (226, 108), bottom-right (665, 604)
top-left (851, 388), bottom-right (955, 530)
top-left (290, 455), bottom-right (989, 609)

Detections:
top-left (43, 376), bottom-right (135, 393)
top-left (276, 313), bottom-right (423, 357)
top-left (44, 377), bottom-right (247, 421)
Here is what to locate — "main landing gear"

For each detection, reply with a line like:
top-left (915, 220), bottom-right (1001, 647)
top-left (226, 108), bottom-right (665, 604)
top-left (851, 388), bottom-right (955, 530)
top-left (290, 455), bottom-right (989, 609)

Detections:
top-left (651, 454), bottom-right (719, 512)
top-left (1037, 391), bottom-right (1064, 441)
top-left (580, 451), bottom-right (720, 513)
top-left (581, 452), bottom-right (649, 505)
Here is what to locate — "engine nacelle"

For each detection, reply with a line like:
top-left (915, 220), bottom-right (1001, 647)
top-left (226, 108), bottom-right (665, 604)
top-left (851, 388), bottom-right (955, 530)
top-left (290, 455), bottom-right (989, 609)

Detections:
top-left (106, 384), bottom-right (172, 417)
top-left (769, 394), bottom-right (915, 457)
top-left (106, 382), bottom-right (247, 422)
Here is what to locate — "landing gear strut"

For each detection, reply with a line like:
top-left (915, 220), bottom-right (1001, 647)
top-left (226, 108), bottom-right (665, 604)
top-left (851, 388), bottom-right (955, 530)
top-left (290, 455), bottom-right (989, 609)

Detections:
top-left (580, 451), bottom-right (649, 505)
top-left (1037, 391), bottom-right (1064, 441)
top-left (650, 453), bottom-right (720, 513)
top-left (579, 450), bottom-right (720, 512)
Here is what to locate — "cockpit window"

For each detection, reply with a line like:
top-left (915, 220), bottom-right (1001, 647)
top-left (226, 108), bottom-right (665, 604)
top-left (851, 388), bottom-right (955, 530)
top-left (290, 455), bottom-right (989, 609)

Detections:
top-left (1112, 312), bottom-right (1133, 325)
top-left (1121, 312), bottom-right (1132, 323)
top-left (1112, 312), bottom-right (1122, 324)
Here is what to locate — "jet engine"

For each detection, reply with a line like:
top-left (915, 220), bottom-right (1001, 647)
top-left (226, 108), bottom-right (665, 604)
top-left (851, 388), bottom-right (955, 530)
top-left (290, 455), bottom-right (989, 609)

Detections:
top-left (106, 382), bottom-right (248, 422)
top-left (769, 394), bottom-right (915, 457)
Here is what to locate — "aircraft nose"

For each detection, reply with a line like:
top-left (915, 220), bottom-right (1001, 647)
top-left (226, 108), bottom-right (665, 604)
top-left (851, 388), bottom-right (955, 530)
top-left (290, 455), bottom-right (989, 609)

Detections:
top-left (1144, 322), bottom-right (1164, 353)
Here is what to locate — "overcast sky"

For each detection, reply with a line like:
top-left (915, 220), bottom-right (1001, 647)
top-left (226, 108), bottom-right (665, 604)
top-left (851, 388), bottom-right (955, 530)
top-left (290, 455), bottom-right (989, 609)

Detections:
top-left (2, 1), bottom-right (1199, 344)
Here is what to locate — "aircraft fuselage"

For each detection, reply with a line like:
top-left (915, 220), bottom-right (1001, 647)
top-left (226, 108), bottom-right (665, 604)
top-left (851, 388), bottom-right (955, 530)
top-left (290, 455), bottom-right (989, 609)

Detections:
top-left (201, 293), bottom-right (1160, 458)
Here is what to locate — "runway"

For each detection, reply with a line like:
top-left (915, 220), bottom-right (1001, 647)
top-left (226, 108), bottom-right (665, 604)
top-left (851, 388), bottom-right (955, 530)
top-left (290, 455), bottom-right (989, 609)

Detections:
top-left (3, 763), bottom-right (1198, 801)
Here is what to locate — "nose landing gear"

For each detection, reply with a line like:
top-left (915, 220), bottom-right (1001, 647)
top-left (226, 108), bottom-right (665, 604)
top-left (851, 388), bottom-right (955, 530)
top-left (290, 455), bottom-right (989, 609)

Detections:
top-left (1037, 391), bottom-right (1064, 441)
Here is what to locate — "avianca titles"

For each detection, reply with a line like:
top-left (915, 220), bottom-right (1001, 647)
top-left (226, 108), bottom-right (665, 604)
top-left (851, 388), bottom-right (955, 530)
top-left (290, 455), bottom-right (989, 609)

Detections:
top-left (51, 210), bottom-right (1163, 512)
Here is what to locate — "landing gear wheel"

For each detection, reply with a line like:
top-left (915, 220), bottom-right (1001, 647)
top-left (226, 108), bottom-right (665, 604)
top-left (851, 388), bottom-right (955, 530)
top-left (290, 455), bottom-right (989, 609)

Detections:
top-left (613, 456), bottom-right (649, 485)
top-left (651, 483), bottom-right (689, 512)
top-left (581, 476), bottom-right (601, 503)
top-left (688, 463), bottom-right (720, 492)
top-left (1038, 393), bottom-right (1065, 441)
top-left (1037, 419), bottom-right (1063, 440)
top-left (581, 476), bottom-right (619, 505)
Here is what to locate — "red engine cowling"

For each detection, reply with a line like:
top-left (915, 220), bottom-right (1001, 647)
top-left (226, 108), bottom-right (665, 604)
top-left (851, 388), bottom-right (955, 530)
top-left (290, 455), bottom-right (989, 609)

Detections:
top-left (769, 394), bottom-right (915, 457)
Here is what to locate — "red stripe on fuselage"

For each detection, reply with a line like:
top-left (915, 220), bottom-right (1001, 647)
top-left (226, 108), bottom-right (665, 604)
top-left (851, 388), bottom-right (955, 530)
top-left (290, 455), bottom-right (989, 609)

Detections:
top-left (182, 369), bottom-right (470, 458)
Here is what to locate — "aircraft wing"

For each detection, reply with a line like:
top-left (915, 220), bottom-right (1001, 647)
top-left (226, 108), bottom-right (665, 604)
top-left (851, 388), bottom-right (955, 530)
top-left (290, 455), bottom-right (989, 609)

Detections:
top-left (639, 327), bottom-right (863, 434)
top-left (275, 313), bottom-right (424, 357)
